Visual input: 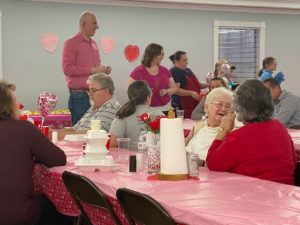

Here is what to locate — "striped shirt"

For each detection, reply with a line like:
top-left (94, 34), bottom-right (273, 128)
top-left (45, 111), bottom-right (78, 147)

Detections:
top-left (74, 98), bottom-right (120, 132)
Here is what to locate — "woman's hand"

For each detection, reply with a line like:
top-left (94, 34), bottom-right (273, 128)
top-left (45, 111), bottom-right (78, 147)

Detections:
top-left (159, 89), bottom-right (168, 96)
top-left (221, 113), bottom-right (236, 133)
top-left (215, 113), bottom-right (236, 141)
top-left (190, 91), bottom-right (201, 101)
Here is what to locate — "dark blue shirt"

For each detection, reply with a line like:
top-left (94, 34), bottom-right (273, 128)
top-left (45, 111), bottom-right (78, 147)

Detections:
top-left (170, 67), bottom-right (194, 109)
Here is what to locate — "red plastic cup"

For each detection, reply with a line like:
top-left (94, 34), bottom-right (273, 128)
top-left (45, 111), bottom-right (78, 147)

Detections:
top-left (41, 126), bottom-right (49, 137)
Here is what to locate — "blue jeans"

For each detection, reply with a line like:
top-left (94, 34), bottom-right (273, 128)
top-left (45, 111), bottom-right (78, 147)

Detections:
top-left (68, 92), bottom-right (90, 126)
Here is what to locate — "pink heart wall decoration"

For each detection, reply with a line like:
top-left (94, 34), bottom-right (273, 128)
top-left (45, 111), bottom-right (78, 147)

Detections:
top-left (100, 36), bottom-right (116, 54)
top-left (124, 45), bottom-right (140, 62)
top-left (40, 33), bottom-right (58, 52)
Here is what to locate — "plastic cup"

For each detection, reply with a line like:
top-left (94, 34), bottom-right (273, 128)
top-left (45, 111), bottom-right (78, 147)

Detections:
top-left (176, 110), bottom-right (184, 119)
top-left (117, 138), bottom-right (130, 160)
top-left (52, 131), bottom-right (58, 144)
top-left (41, 126), bottom-right (49, 137)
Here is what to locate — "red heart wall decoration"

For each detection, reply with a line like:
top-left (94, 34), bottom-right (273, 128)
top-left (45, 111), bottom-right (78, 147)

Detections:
top-left (124, 45), bottom-right (140, 62)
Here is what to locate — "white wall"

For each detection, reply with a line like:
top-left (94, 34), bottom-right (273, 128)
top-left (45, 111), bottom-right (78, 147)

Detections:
top-left (0, 0), bottom-right (299, 111)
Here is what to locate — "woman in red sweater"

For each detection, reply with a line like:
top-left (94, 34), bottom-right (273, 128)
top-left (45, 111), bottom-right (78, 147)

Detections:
top-left (206, 79), bottom-right (297, 185)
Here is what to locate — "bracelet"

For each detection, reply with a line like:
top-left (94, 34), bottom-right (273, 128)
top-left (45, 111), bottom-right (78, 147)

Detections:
top-left (218, 127), bottom-right (228, 134)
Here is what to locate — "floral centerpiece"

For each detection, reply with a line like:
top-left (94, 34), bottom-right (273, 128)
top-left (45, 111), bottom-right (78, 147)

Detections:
top-left (139, 113), bottom-right (167, 173)
top-left (139, 113), bottom-right (167, 143)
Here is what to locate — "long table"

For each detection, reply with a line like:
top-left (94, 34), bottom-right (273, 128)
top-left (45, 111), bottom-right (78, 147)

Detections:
top-left (33, 141), bottom-right (300, 225)
top-left (29, 114), bottom-right (72, 129)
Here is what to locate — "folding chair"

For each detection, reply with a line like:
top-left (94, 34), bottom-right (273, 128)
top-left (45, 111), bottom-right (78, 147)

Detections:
top-left (295, 161), bottom-right (300, 187)
top-left (62, 171), bottom-right (121, 225)
top-left (289, 125), bottom-right (300, 130)
top-left (116, 188), bottom-right (176, 225)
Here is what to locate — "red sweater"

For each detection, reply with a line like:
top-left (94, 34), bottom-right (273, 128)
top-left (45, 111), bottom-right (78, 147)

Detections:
top-left (206, 119), bottom-right (297, 185)
top-left (0, 118), bottom-right (66, 225)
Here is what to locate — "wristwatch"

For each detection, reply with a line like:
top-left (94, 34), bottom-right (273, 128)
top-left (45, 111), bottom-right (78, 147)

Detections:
top-left (218, 127), bottom-right (228, 134)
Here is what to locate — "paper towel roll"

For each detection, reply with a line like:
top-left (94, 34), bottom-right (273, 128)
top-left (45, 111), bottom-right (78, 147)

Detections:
top-left (160, 118), bottom-right (188, 175)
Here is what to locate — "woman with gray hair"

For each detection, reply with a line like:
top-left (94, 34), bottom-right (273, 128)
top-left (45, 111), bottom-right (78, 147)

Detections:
top-left (185, 87), bottom-right (234, 165)
top-left (206, 79), bottom-right (296, 185)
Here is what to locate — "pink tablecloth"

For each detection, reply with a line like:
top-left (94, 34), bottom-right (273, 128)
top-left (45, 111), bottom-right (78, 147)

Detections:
top-left (33, 142), bottom-right (300, 225)
top-left (29, 114), bottom-right (71, 129)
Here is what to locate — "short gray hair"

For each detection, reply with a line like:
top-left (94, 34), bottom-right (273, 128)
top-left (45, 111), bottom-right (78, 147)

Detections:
top-left (205, 87), bottom-right (233, 105)
top-left (79, 11), bottom-right (95, 24)
top-left (233, 79), bottom-right (274, 123)
top-left (87, 73), bottom-right (115, 95)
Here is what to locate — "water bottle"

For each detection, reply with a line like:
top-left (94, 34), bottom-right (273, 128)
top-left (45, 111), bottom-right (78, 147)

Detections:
top-left (138, 130), bottom-right (148, 153)
top-left (138, 130), bottom-right (148, 170)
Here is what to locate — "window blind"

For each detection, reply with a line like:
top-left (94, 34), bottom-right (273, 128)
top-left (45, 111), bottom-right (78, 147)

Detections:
top-left (218, 28), bottom-right (260, 83)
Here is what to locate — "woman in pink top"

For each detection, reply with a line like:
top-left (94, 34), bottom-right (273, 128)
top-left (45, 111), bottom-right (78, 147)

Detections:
top-left (127, 43), bottom-right (177, 111)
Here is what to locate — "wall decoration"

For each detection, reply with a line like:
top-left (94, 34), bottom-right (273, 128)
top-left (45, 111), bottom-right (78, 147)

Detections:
top-left (40, 33), bottom-right (58, 52)
top-left (124, 44), bottom-right (140, 62)
top-left (100, 36), bottom-right (116, 54)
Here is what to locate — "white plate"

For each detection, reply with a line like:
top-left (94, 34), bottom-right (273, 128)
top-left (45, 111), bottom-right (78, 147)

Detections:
top-left (64, 134), bottom-right (86, 141)
top-left (64, 134), bottom-right (87, 146)
top-left (75, 156), bottom-right (115, 172)
top-left (75, 165), bottom-right (116, 172)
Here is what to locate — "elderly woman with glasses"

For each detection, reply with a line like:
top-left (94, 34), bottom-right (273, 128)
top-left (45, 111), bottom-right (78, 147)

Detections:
top-left (206, 79), bottom-right (296, 185)
top-left (185, 87), bottom-right (234, 166)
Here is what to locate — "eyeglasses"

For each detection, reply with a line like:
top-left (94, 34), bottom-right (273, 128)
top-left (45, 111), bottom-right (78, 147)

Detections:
top-left (86, 87), bottom-right (106, 94)
top-left (210, 101), bottom-right (232, 111)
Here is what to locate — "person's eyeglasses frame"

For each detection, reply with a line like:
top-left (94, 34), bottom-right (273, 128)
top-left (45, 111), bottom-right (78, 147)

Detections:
top-left (86, 87), bottom-right (106, 94)
top-left (210, 101), bottom-right (232, 111)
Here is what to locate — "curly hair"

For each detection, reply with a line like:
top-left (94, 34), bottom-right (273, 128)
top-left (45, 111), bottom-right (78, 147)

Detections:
top-left (205, 87), bottom-right (233, 105)
top-left (233, 79), bottom-right (274, 123)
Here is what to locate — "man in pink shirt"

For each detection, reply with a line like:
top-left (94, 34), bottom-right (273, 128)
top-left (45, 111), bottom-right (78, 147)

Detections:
top-left (62, 11), bottom-right (112, 125)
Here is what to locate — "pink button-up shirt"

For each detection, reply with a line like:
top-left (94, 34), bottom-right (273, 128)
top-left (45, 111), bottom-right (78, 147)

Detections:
top-left (62, 32), bottom-right (101, 89)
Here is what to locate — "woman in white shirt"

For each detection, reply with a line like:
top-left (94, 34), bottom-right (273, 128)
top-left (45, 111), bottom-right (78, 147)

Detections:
top-left (185, 87), bottom-right (233, 165)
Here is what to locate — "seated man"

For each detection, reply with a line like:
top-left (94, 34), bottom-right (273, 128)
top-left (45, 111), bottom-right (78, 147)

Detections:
top-left (54, 73), bottom-right (120, 139)
top-left (264, 78), bottom-right (300, 128)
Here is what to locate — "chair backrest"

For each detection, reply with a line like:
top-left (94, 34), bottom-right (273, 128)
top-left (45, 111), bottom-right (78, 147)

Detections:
top-left (116, 188), bottom-right (176, 225)
top-left (62, 171), bottom-right (121, 225)
top-left (289, 125), bottom-right (300, 130)
top-left (295, 161), bottom-right (300, 186)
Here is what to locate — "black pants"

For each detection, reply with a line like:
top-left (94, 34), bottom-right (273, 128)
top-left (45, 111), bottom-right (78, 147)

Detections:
top-left (35, 194), bottom-right (75, 225)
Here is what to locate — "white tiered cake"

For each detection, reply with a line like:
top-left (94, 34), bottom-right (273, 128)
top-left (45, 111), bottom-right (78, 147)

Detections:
top-left (75, 120), bottom-right (115, 172)
top-left (85, 120), bottom-right (109, 159)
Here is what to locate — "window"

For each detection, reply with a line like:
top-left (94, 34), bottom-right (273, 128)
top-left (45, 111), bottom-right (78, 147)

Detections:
top-left (214, 21), bottom-right (265, 83)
